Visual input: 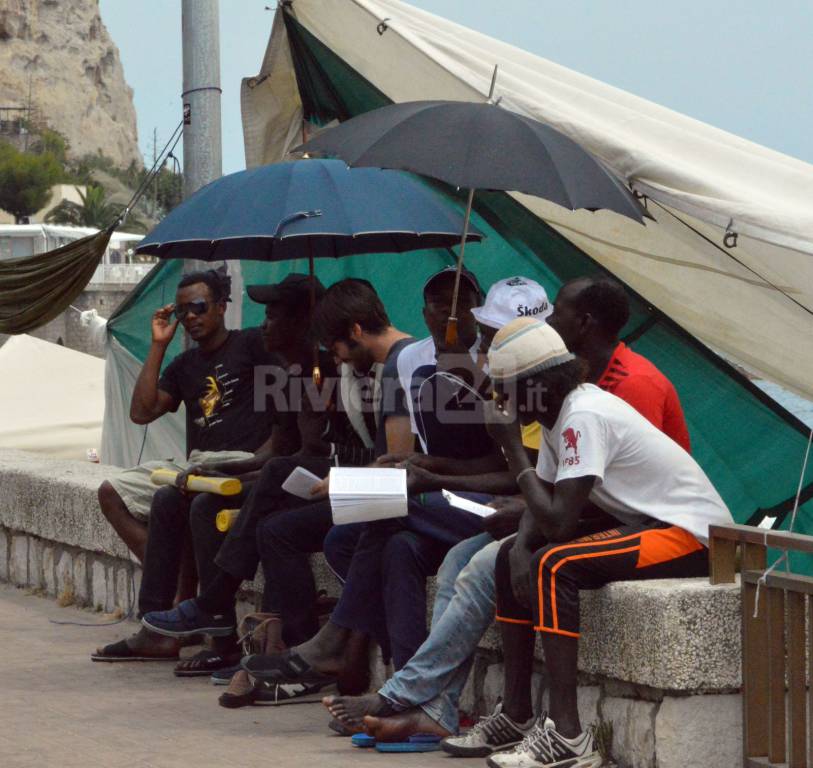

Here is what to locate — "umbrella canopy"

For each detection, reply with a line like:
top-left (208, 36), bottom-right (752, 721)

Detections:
top-left (136, 158), bottom-right (483, 261)
top-left (299, 100), bottom-right (648, 224)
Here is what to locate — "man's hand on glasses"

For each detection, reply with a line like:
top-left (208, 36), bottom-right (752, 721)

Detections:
top-left (151, 304), bottom-right (180, 346)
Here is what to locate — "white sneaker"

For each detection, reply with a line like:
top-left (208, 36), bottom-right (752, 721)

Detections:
top-left (486, 717), bottom-right (602, 768)
top-left (441, 702), bottom-right (535, 757)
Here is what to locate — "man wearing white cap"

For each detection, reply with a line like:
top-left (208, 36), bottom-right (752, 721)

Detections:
top-left (484, 318), bottom-right (732, 768)
top-left (323, 275), bottom-right (552, 740)
top-left (325, 276), bottom-right (694, 750)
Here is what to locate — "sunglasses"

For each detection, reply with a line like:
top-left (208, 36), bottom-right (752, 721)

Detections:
top-left (173, 300), bottom-right (211, 320)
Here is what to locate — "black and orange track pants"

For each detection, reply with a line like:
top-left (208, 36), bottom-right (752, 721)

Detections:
top-left (495, 520), bottom-right (708, 638)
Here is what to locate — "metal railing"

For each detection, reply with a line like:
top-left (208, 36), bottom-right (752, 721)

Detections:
top-left (709, 523), bottom-right (813, 768)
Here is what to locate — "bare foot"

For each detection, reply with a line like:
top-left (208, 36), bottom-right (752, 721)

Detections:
top-left (364, 708), bottom-right (451, 743)
top-left (323, 693), bottom-right (398, 729)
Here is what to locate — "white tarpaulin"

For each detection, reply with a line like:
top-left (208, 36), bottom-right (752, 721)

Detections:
top-left (100, 336), bottom-right (186, 469)
top-left (242, 0), bottom-right (813, 398)
top-left (0, 335), bottom-right (104, 459)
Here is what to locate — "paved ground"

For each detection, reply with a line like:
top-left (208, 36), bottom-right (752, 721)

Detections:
top-left (0, 584), bottom-right (453, 768)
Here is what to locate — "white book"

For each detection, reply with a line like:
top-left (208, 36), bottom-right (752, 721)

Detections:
top-left (442, 489), bottom-right (496, 518)
top-left (329, 467), bottom-right (408, 524)
top-left (281, 466), bottom-right (323, 500)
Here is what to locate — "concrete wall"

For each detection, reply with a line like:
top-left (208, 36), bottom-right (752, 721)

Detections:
top-left (0, 449), bottom-right (745, 768)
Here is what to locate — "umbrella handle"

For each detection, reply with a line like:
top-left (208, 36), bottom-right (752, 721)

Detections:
top-left (445, 316), bottom-right (459, 347)
top-left (447, 188), bottom-right (476, 347)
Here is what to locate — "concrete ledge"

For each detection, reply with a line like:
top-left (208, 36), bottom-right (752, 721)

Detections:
top-left (0, 449), bottom-right (130, 560)
top-left (0, 450), bottom-right (742, 695)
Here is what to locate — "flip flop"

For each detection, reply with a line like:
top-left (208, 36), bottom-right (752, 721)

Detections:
top-left (174, 649), bottom-right (241, 677)
top-left (351, 734), bottom-right (377, 748)
top-left (91, 639), bottom-right (179, 663)
top-left (374, 734), bottom-right (442, 753)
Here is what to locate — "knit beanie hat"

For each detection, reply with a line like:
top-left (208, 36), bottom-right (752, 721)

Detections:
top-left (487, 317), bottom-right (574, 383)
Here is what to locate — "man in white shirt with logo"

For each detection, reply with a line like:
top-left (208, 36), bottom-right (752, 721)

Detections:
top-left (483, 317), bottom-right (733, 768)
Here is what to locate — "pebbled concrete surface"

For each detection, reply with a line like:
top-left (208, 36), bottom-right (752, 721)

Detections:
top-left (0, 583), bottom-right (450, 768)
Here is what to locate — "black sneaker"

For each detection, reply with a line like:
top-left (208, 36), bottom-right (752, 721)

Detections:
top-left (141, 598), bottom-right (235, 638)
top-left (441, 703), bottom-right (535, 757)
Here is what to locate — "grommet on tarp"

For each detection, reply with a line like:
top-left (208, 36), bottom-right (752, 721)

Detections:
top-left (630, 187), bottom-right (648, 210)
top-left (377, 18), bottom-right (390, 35)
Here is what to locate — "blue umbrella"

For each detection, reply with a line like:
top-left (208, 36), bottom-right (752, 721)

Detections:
top-left (136, 158), bottom-right (483, 262)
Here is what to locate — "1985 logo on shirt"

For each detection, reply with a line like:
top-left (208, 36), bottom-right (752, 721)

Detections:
top-left (561, 427), bottom-right (581, 466)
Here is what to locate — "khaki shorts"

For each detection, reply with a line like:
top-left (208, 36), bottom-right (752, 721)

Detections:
top-left (108, 450), bottom-right (254, 521)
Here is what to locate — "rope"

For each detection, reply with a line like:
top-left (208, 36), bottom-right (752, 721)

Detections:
top-left (753, 426), bottom-right (813, 617)
top-left (111, 118), bottom-right (185, 231)
top-left (648, 198), bottom-right (813, 319)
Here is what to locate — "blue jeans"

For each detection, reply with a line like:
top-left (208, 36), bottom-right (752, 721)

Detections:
top-left (327, 492), bottom-right (489, 669)
top-left (379, 534), bottom-right (502, 733)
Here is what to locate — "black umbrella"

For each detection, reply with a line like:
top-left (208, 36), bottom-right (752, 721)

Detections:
top-left (300, 99), bottom-right (648, 343)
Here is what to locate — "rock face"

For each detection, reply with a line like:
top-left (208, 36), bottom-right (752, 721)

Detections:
top-left (0, 0), bottom-right (140, 167)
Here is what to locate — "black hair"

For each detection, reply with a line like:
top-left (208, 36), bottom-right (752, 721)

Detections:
top-left (519, 357), bottom-right (589, 407)
top-left (312, 278), bottom-right (390, 346)
top-left (567, 277), bottom-right (630, 337)
top-left (177, 267), bottom-right (232, 303)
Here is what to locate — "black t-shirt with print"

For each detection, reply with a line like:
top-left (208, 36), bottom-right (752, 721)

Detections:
top-left (158, 327), bottom-right (276, 454)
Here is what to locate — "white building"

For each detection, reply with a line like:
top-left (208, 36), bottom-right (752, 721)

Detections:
top-left (0, 223), bottom-right (154, 285)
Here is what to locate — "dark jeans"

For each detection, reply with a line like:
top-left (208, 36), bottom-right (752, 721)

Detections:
top-left (327, 492), bottom-right (489, 669)
top-left (256, 502), bottom-right (363, 647)
top-left (208, 455), bottom-right (331, 581)
top-left (138, 485), bottom-right (247, 616)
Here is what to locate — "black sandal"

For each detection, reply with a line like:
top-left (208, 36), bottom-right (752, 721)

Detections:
top-left (174, 648), bottom-right (242, 677)
top-left (241, 649), bottom-right (337, 686)
top-left (91, 638), bottom-right (179, 663)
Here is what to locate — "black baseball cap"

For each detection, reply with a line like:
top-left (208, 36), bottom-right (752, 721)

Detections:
top-left (423, 265), bottom-right (482, 299)
top-left (247, 273), bottom-right (326, 305)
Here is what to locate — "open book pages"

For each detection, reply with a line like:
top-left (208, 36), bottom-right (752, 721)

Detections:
top-left (281, 466), bottom-right (323, 500)
top-left (441, 489), bottom-right (495, 518)
top-left (329, 467), bottom-right (408, 524)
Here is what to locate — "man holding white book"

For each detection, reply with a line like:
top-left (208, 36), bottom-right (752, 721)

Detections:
top-left (241, 269), bottom-right (546, 700)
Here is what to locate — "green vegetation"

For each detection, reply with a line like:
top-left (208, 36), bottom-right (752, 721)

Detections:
top-left (0, 123), bottom-right (182, 228)
top-left (45, 183), bottom-right (145, 232)
top-left (0, 141), bottom-right (62, 223)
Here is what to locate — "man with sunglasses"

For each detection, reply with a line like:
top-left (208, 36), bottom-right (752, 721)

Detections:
top-left (94, 268), bottom-right (295, 663)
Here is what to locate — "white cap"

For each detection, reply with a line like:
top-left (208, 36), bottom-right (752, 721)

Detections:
top-left (471, 276), bottom-right (552, 330)
top-left (488, 317), bottom-right (575, 383)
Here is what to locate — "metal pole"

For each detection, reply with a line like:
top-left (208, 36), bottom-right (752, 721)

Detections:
top-left (181, 0), bottom-right (222, 200)
top-left (180, 0), bottom-right (243, 335)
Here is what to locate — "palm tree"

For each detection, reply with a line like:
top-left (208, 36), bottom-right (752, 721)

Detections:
top-left (45, 184), bottom-right (145, 231)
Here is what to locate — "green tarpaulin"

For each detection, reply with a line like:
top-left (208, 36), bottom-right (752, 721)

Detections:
top-left (109, 9), bottom-right (812, 572)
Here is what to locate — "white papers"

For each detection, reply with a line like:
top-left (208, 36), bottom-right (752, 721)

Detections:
top-left (442, 489), bottom-right (495, 518)
top-left (282, 466), bottom-right (323, 500)
top-left (329, 467), bottom-right (408, 524)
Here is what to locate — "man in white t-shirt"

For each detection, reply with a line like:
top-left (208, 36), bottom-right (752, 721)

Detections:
top-left (482, 317), bottom-right (732, 768)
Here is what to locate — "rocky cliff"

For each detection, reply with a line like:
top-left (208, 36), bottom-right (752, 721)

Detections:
top-left (0, 0), bottom-right (140, 167)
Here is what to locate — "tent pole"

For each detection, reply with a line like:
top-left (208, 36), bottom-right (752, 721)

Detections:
top-left (445, 187), bottom-right (476, 347)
